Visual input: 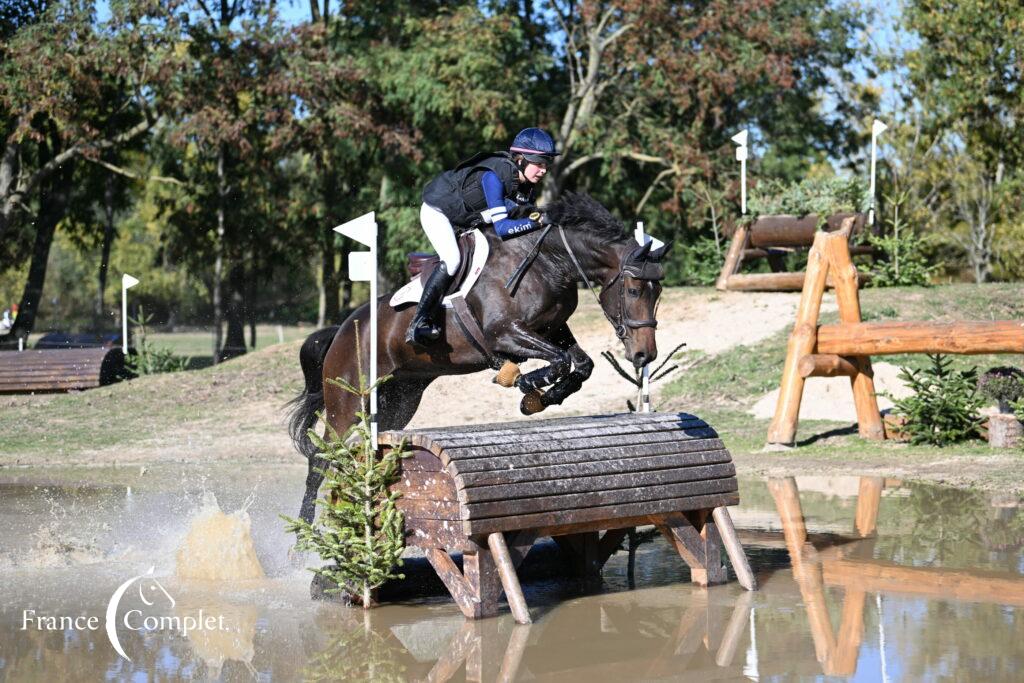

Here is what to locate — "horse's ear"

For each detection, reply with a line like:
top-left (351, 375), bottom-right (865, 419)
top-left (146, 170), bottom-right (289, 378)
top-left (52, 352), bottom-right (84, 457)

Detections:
top-left (649, 240), bottom-right (673, 262)
top-left (631, 241), bottom-right (653, 261)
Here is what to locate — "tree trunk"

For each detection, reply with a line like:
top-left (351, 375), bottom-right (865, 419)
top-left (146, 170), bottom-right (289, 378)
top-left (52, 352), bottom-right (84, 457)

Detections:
top-left (2, 160), bottom-right (76, 346)
top-left (96, 171), bottom-right (117, 324)
top-left (319, 151), bottom-right (341, 325)
top-left (219, 262), bottom-right (248, 361)
top-left (212, 145), bottom-right (227, 363)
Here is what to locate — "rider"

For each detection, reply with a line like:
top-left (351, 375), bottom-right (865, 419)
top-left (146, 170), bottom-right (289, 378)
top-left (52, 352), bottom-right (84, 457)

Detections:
top-left (406, 127), bottom-right (560, 346)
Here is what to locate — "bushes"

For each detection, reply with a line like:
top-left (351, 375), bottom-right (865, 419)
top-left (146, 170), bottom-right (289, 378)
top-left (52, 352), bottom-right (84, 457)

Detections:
top-left (890, 354), bottom-right (985, 446)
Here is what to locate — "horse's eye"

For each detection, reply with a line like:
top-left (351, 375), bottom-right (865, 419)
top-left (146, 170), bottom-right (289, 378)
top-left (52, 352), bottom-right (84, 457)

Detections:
top-left (628, 287), bottom-right (640, 297)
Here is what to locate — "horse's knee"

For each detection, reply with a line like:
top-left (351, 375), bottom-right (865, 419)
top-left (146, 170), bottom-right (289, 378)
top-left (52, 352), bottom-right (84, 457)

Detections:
top-left (574, 355), bottom-right (594, 380)
top-left (551, 354), bottom-right (572, 381)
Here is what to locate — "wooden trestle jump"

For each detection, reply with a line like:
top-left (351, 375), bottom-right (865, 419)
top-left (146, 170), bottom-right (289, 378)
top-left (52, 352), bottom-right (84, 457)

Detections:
top-left (715, 212), bottom-right (871, 292)
top-left (767, 216), bottom-right (1024, 446)
top-left (380, 411), bottom-right (757, 624)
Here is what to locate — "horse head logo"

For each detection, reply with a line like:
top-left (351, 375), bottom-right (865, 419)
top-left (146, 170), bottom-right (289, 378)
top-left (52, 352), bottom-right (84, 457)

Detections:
top-left (105, 566), bottom-right (175, 662)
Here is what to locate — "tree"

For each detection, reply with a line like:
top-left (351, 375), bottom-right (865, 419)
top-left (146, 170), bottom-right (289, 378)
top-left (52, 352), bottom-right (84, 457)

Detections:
top-left (902, 0), bottom-right (1024, 282)
top-left (0, 1), bottom-right (180, 343)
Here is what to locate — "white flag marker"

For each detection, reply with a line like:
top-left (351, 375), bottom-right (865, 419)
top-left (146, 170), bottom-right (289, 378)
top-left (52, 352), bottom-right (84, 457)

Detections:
top-left (334, 212), bottom-right (379, 447)
top-left (635, 221), bottom-right (652, 413)
top-left (121, 274), bottom-right (139, 354)
top-left (731, 130), bottom-right (749, 215)
top-left (869, 119), bottom-right (888, 227)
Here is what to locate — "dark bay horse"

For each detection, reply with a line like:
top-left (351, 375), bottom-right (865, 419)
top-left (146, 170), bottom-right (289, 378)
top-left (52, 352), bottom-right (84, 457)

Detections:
top-left (288, 192), bottom-right (671, 523)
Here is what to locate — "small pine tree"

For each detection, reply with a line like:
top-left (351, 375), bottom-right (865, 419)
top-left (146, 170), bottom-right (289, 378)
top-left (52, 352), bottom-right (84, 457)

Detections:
top-left (282, 325), bottom-right (409, 608)
top-left (862, 189), bottom-right (936, 287)
top-left (890, 354), bottom-right (985, 446)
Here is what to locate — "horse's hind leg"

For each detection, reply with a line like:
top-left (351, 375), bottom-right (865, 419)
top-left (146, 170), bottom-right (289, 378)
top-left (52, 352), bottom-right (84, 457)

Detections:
top-left (296, 377), bottom-right (431, 525)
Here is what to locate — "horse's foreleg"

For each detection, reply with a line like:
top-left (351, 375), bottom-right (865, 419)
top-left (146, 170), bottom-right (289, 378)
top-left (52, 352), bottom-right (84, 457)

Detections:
top-left (539, 326), bottom-right (594, 407)
top-left (493, 321), bottom-right (572, 393)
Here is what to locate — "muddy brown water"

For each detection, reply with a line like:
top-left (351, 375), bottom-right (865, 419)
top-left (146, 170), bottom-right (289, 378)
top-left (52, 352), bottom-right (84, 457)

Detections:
top-left (0, 466), bottom-right (1022, 682)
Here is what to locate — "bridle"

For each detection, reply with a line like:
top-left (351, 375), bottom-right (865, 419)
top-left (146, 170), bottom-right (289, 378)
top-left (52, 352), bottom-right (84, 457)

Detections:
top-left (557, 225), bottom-right (659, 340)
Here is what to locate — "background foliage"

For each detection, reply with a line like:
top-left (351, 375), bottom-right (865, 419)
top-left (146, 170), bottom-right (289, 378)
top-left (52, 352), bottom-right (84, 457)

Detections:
top-left (1, 0), bottom-right (1021, 358)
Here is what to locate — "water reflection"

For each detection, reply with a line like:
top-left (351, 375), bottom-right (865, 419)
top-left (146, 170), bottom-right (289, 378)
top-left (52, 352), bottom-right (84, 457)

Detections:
top-left (0, 468), bottom-right (1022, 681)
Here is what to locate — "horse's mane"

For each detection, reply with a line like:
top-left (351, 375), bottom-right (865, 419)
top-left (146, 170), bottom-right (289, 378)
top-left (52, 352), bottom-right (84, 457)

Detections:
top-left (545, 192), bottom-right (628, 244)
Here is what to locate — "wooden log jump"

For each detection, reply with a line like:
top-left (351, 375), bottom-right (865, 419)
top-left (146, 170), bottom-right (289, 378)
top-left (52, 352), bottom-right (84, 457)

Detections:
top-left (716, 213), bottom-right (870, 292)
top-left (380, 412), bottom-right (757, 624)
top-left (0, 347), bottom-right (127, 394)
top-left (766, 220), bottom-right (1024, 445)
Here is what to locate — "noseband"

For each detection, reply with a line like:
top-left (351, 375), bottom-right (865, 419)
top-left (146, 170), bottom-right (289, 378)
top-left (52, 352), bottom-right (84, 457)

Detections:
top-left (557, 226), bottom-right (659, 340)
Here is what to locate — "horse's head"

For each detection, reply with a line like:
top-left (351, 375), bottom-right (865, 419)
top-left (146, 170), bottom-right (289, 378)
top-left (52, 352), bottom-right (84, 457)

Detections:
top-left (544, 192), bottom-right (673, 368)
top-left (600, 239), bottom-right (672, 368)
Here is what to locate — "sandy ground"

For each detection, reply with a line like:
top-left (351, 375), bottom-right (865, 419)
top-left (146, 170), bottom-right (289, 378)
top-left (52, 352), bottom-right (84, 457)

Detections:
top-left (407, 290), bottom-right (818, 428)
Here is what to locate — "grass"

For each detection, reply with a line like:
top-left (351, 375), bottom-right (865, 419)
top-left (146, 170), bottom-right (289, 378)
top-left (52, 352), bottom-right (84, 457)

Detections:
top-left (0, 339), bottom-right (305, 463)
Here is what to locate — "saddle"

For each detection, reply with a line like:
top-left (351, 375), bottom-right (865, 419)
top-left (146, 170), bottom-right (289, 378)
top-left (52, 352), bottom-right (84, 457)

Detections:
top-left (406, 230), bottom-right (478, 296)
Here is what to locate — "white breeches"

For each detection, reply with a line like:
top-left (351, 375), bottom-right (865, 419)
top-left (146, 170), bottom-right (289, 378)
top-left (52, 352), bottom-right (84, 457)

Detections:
top-left (420, 203), bottom-right (461, 272)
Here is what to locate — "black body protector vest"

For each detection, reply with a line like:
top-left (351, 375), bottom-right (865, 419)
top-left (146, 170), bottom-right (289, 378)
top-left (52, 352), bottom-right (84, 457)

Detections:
top-left (422, 151), bottom-right (536, 228)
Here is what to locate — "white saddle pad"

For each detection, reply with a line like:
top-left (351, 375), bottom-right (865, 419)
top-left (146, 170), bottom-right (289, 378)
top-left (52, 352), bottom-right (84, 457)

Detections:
top-left (389, 229), bottom-right (490, 308)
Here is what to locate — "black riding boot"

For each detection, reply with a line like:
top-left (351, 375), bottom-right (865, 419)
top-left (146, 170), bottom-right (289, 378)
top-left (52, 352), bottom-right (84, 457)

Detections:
top-left (405, 263), bottom-right (454, 345)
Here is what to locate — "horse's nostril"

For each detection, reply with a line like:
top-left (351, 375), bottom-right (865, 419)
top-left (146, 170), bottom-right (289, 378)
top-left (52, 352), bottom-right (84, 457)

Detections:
top-left (633, 352), bottom-right (648, 369)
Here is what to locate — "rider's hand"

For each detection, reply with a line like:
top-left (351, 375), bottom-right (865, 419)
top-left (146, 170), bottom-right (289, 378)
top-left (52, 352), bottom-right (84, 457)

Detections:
top-left (529, 211), bottom-right (553, 227)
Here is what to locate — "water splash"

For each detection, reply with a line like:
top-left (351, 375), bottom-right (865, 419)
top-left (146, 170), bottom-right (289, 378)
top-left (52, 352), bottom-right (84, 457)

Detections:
top-left (175, 491), bottom-right (265, 581)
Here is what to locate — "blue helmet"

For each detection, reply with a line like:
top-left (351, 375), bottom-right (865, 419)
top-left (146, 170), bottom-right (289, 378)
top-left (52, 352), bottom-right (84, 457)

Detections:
top-left (510, 128), bottom-right (560, 164)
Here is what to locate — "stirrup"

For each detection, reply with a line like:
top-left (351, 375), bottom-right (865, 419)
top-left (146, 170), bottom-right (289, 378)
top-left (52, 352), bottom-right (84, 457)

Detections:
top-left (406, 316), bottom-right (442, 345)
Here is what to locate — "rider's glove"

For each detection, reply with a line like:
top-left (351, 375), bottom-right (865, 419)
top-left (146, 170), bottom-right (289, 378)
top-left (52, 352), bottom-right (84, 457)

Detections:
top-left (529, 211), bottom-right (553, 228)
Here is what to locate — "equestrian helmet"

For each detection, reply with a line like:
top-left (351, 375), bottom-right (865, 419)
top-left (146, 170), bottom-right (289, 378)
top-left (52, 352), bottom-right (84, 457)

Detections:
top-left (510, 128), bottom-right (560, 164)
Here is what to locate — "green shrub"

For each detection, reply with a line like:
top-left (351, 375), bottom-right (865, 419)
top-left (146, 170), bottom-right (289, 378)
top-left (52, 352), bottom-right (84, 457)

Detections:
top-left (282, 326), bottom-right (410, 608)
top-left (125, 306), bottom-right (190, 375)
top-left (890, 354), bottom-right (985, 446)
top-left (678, 237), bottom-right (724, 286)
top-left (741, 176), bottom-right (868, 229)
top-left (863, 189), bottom-right (935, 287)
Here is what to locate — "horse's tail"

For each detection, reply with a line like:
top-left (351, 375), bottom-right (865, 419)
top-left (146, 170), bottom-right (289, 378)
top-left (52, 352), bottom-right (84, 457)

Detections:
top-left (287, 325), bottom-right (339, 460)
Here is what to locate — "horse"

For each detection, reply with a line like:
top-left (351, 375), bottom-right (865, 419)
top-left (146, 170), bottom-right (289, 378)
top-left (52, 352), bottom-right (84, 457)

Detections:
top-left (287, 192), bottom-right (671, 524)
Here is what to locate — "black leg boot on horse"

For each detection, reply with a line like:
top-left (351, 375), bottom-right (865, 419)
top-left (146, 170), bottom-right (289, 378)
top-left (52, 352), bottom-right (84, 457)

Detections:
top-left (405, 263), bottom-right (454, 345)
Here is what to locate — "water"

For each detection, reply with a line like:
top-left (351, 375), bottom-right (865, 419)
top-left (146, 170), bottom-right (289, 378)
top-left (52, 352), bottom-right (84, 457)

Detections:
top-left (0, 466), bottom-right (1022, 681)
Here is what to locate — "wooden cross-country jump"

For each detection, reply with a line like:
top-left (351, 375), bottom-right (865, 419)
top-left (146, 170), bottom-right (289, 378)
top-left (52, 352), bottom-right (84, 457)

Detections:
top-left (380, 411), bottom-right (757, 624)
top-left (767, 217), bottom-right (1024, 446)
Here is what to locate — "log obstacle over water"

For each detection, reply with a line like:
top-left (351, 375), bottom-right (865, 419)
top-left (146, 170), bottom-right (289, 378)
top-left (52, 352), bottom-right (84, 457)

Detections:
top-left (766, 218), bottom-right (1024, 445)
top-left (0, 347), bottom-right (127, 394)
top-left (379, 411), bottom-right (757, 624)
top-left (716, 212), bottom-right (872, 292)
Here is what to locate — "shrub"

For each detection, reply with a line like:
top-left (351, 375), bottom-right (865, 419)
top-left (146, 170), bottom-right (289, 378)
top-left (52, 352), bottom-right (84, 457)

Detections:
top-left (282, 326), bottom-right (410, 608)
top-left (678, 237), bottom-right (724, 286)
top-left (977, 367), bottom-right (1024, 412)
top-left (890, 354), bottom-right (985, 446)
top-left (125, 306), bottom-right (190, 375)
top-left (863, 189), bottom-right (935, 287)
top-left (741, 176), bottom-right (868, 229)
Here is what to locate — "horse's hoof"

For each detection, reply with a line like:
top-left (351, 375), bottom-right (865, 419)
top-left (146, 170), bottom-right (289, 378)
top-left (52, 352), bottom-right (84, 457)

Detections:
top-left (520, 390), bottom-right (546, 415)
top-left (493, 361), bottom-right (521, 388)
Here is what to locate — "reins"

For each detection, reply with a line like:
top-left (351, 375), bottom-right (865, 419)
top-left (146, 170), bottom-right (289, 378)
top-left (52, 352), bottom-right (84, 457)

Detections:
top-left (557, 225), bottom-right (658, 340)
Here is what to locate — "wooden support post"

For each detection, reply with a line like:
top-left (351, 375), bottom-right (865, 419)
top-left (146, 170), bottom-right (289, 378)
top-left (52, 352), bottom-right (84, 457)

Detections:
top-left (712, 506), bottom-right (757, 590)
top-left (798, 353), bottom-right (860, 378)
top-left (656, 510), bottom-right (726, 586)
top-left (767, 230), bottom-right (832, 444)
top-left (854, 476), bottom-right (884, 538)
top-left (825, 221), bottom-right (885, 441)
top-left (425, 547), bottom-right (501, 619)
top-left (716, 224), bottom-right (749, 290)
top-left (488, 532), bottom-right (532, 624)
